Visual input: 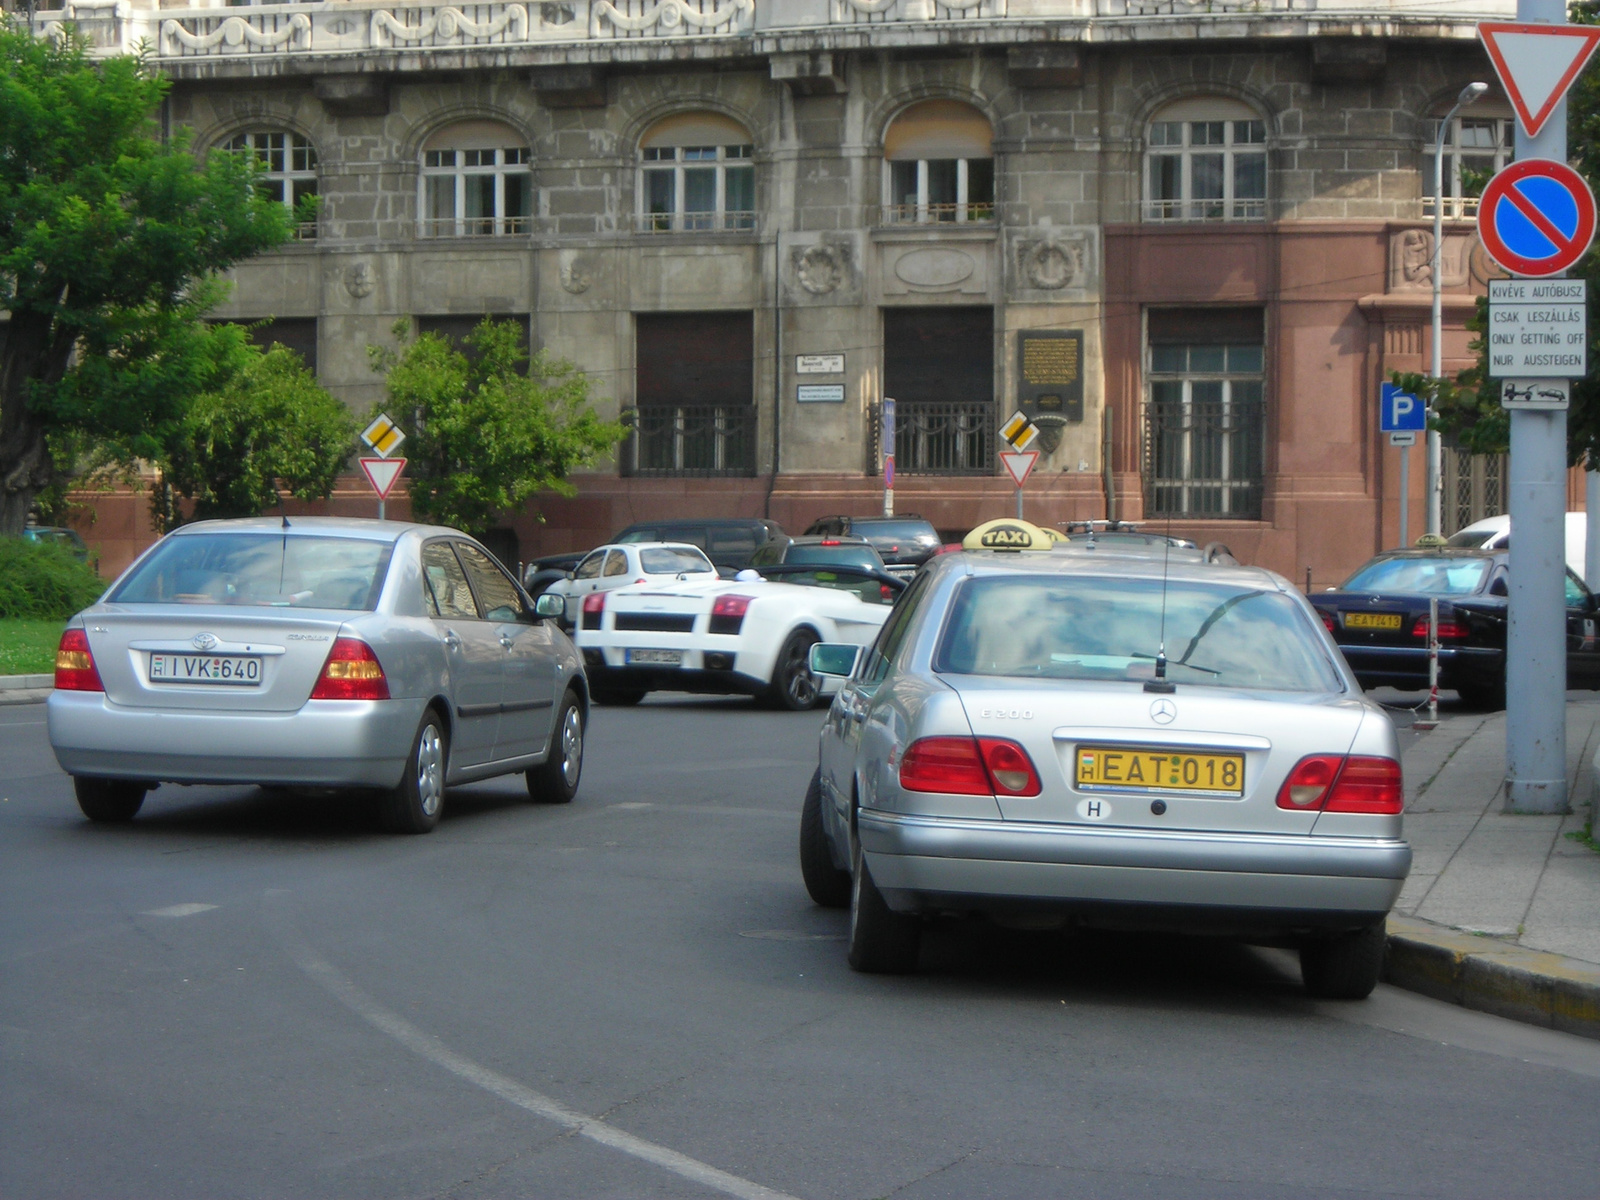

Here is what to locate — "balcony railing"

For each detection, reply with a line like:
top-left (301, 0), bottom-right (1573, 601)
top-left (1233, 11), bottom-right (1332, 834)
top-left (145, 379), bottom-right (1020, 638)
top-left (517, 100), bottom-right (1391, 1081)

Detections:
top-left (622, 405), bottom-right (757, 477)
top-left (1422, 196), bottom-right (1481, 219)
top-left (879, 202), bottom-right (996, 226)
top-left (1144, 398), bottom-right (1264, 519)
top-left (636, 210), bottom-right (758, 234)
top-left (1143, 198), bottom-right (1267, 224)
top-left (894, 401), bottom-right (995, 476)
top-left (417, 215), bottom-right (532, 238)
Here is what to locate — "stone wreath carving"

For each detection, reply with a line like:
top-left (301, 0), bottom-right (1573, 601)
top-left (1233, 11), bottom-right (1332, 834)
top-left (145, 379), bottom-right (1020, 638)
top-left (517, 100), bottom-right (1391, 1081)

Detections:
top-left (591, 0), bottom-right (753, 35)
top-left (558, 252), bottom-right (593, 295)
top-left (1018, 236), bottom-right (1086, 291)
top-left (370, 5), bottom-right (528, 45)
top-left (343, 261), bottom-right (376, 300)
top-left (792, 242), bottom-right (852, 296)
top-left (161, 12), bottom-right (310, 53)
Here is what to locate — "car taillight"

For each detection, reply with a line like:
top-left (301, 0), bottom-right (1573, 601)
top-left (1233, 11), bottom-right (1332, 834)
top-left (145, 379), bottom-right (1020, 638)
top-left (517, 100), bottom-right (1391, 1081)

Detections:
top-left (1411, 615), bottom-right (1468, 640)
top-left (310, 637), bottom-right (390, 701)
top-left (54, 628), bottom-right (103, 692)
top-left (1319, 610), bottom-right (1336, 634)
top-left (581, 592), bottom-right (605, 630)
top-left (1277, 754), bottom-right (1402, 814)
top-left (712, 594), bottom-right (753, 618)
top-left (820, 539), bottom-right (841, 546)
top-left (881, 583), bottom-right (895, 601)
top-left (900, 736), bottom-right (1041, 797)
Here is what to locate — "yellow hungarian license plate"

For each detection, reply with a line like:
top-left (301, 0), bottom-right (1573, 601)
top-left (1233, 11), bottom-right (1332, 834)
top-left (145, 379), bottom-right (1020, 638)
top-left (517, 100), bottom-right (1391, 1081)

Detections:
top-left (1343, 612), bottom-right (1403, 630)
top-left (1076, 746), bottom-right (1245, 797)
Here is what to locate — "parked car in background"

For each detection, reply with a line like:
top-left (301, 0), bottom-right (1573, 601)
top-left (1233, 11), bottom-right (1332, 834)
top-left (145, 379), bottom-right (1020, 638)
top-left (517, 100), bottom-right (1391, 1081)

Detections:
top-left (612, 518), bottom-right (785, 572)
top-left (23, 524), bottom-right (91, 564)
top-left (803, 515), bottom-right (942, 574)
top-left (749, 534), bottom-right (889, 576)
top-left (1445, 512), bottom-right (1588, 576)
top-left (800, 545), bottom-right (1410, 998)
top-left (540, 542), bottom-right (717, 628)
top-left (47, 517), bottom-right (587, 833)
top-left (1310, 546), bottom-right (1600, 710)
top-left (574, 562), bottom-right (904, 709)
top-left (523, 550), bottom-right (587, 597)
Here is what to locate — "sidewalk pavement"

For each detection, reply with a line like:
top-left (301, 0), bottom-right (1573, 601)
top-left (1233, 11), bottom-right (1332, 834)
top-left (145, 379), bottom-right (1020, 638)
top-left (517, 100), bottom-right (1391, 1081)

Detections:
top-left (1387, 693), bottom-right (1600, 1039)
top-left (0, 673), bottom-right (52, 705)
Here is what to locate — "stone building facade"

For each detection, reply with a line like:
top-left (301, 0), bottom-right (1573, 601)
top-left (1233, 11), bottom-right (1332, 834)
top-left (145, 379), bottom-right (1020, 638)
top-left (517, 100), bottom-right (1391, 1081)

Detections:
top-left (27, 0), bottom-right (1527, 579)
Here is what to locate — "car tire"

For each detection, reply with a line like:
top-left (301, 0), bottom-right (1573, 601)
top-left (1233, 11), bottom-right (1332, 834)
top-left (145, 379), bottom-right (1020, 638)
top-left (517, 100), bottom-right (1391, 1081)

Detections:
top-left (1457, 679), bottom-right (1506, 712)
top-left (383, 710), bottom-right (448, 834)
top-left (799, 769), bottom-right (850, 908)
top-left (73, 777), bottom-right (147, 824)
top-left (848, 836), bottom-right (920, 973)
top-left (527, 690), bottom-right (584, 805)
top-left (1299, 920), bottom-right (1387, 1000)
top-left (767, 629), bottom-right (821, 711)
top-left (592, 688), bottom-right (646, 707)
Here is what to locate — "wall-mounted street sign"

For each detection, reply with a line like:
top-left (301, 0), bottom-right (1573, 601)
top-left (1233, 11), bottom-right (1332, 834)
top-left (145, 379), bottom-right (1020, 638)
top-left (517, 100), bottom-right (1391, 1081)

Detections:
top-left (1380, 381), bottom-right (1425, 432)
top-left (361, 413), bottom-right (405, 458)
top-left (360, 457), bottom-right (406, 499)
top-left (1501, 378), bottom-right (1572, 410)
top-left (796, 354), bottom-right (845, 375)
top-left (1487, 278), bottom-right (1587, 378)
top-left (1478, 22), bottom-right (1600, 138)
top-left (1477, 159), bottom-right (1597, 278)
top-left (1000, 410), bottom-right (1040, 453)
top-left (797, 384), bottom-right (845, 403)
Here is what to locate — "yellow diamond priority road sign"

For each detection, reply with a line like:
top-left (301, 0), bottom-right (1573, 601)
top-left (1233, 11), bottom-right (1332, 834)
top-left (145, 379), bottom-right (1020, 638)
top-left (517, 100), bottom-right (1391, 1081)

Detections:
top-left (999, 410), bottom-right (1040, 453)
top-left (361, 413), bottom-right (406, 458)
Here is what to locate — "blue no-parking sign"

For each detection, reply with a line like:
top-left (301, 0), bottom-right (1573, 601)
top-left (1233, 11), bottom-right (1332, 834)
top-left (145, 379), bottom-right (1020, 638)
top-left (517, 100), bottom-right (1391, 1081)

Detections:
top-left (1380, 382), bottom-right (1425, 433)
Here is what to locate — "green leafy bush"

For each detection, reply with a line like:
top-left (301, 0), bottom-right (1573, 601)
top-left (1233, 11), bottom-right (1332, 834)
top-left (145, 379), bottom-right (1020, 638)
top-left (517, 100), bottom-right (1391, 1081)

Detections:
top-left (0, 538), bottom-right (105, 619)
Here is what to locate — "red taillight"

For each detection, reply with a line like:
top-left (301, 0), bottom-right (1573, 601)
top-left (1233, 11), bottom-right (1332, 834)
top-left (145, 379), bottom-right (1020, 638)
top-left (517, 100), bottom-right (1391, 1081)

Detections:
top-left (310, 637), bottom-right (390, 701)
top-left (1277, 754), bottom-right (1402, 814)
top-left (54, 628), bottom-right (103, 692)
top-left (1411, 615), bottom-right (1468, 640)
top-left (1320, 610), bottom-right (1336, 634)
top-left (900, 736), bottom-right (1041, 797)
top-left (582, 593), bottom-right (606, 614)
top-left (711, 594), bottom-right (753, 619)
top-left (881, 583), bottom-right (894, 600)
top-left (820, 538), bottom-right (842, 546)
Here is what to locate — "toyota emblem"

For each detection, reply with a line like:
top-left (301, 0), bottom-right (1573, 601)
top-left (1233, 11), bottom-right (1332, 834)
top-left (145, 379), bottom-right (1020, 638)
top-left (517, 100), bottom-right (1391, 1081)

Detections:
top-left (192, 632), bottom-right (218, 651)
top-left (1149, 698), bottom-right (1177, 724)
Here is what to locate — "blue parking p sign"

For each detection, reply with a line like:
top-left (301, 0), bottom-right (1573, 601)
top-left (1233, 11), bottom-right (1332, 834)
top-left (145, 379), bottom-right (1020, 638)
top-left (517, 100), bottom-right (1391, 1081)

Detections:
top-left (1380, 382), bottom-right (1425, 432)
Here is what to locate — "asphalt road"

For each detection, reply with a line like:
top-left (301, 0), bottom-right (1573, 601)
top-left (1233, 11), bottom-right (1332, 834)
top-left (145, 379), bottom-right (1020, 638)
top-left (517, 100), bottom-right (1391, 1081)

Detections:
top-left (4, 694), bottom-right (1599, 1200)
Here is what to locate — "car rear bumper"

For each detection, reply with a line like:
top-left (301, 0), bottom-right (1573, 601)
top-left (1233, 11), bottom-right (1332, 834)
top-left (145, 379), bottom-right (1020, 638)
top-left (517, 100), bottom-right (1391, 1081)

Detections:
top-left (1335, 644), bottom-right (1501, 688)
top-left (47, 690), bottom-right (425, 788)
top-left (858, 808), bottom-right (1410, 927)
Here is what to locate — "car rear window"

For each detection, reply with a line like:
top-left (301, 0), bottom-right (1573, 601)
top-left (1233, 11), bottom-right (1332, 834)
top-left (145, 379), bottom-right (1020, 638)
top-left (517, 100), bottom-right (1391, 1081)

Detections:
top-left (111, 533), bottom-right (392, 611)
top-left (934, 576), bottom-right (1342, 693)
top-left (855, 520), bottom-right (936, 540)
top-left (785, 544), bottom-right (882, 570)
top-left (1341, 557), bottom-right (1490, 595)
top-left (1444, 529), bottom-right (1495, 548)
top-left (640, 547), bottom-right (714, 574)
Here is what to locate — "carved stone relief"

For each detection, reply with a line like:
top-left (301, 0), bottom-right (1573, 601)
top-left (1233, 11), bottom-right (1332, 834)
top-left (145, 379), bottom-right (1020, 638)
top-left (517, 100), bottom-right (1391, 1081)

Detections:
top-left (879, 243), bottom-right (991, 297)
top-left (343, 260), bottom-right (375, 299)
top-left (1387, 228), bottom-right (1506, 292)
top-left (1016, 235), bottom-right (1088, 291)
top-left (793, 242), bottom-right (850, 295)
top-left (558, 250), bottom-right (593, 294)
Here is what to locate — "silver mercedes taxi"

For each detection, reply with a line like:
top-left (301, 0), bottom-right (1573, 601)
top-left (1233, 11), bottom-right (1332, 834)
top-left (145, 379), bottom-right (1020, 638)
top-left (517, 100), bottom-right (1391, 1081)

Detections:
top-left (800, 545), bottom-right (1411, 998)
top-left (47, 517), bottom-right (587, 833)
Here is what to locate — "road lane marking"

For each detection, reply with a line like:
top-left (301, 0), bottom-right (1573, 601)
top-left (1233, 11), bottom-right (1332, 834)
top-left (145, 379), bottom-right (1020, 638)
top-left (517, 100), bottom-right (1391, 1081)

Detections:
top-left (142, 903), bottom-right (219, 918)
top-left (272, 914), bottom-right (802, 1200)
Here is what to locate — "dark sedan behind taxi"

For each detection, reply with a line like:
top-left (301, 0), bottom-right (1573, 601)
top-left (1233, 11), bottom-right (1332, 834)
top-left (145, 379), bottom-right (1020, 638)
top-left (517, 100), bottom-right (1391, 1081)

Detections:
top-left (1311, 548), bottom-right (1600, 710)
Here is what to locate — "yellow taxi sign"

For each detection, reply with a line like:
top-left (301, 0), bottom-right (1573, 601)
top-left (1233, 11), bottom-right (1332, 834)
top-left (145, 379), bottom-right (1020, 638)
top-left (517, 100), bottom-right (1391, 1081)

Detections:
top-left (962, 518), bottom-right (1055, 552)
top-left (361, 413), bottom-right (406, 458)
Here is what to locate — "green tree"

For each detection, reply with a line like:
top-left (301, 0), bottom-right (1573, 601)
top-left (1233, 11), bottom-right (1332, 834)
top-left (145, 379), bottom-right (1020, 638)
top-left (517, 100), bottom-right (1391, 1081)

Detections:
top-left (151, 333), bottom-right (357, 532)
top-left (0, 22), bottom-right (300, 535)
top-left (369, 318), bottom-right (625, 534)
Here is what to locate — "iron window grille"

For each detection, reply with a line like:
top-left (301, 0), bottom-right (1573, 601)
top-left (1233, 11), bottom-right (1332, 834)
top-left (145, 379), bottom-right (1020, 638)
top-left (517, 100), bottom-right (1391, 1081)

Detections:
top-left (622, 405), bottom-right (757, 477)
top-left (1145, 119), bottom-right (1266, 223)
top-left (640, 145), bottom-right (756, 233)
top-left (226, 131), bottom-right (318, 239)
top-left (420, 146), bottom-right (531, 238)
top-left (1144, 342), bottom-right (1265, 519)
top-left (894, 401), bottom-right (995, 476)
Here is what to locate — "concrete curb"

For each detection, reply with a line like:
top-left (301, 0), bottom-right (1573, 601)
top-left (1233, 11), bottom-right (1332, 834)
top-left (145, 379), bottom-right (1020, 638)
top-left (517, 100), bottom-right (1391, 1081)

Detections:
top-left (1385, 914), bottom-right (1600, 1040)
top-left (0, 675), bottom-right (52, 705)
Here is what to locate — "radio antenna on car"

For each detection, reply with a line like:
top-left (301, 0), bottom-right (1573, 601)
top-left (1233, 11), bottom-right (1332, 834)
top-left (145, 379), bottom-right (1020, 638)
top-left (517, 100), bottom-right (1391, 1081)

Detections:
top-left (1145, 515), bottom-right (1177, 694)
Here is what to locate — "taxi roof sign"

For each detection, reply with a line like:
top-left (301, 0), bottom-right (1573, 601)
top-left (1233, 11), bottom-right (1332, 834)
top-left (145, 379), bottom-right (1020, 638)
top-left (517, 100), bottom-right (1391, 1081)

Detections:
top-left (962, 518), bottom-right (1055, 552)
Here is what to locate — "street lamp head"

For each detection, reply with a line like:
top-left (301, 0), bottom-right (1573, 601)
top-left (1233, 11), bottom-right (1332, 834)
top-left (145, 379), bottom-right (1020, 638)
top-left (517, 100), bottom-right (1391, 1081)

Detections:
top-left (1459, 81), bottom-right (1490, 105)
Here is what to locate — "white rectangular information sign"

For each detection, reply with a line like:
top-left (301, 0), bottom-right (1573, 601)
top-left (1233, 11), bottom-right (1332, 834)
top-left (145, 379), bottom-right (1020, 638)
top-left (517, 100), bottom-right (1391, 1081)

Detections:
top-left (797, 384), bottom-right (845, 403)
top-left (796, 354), bottom-right (845, 375)
top-left (1488, 279), bottom-right (1587, 378)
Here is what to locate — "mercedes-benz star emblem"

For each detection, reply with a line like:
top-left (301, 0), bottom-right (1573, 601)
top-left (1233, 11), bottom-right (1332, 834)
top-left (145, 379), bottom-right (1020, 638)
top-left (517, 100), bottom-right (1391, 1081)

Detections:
top-left (192, 632), bottom-right (217, 651)
top-left (1149, 698), bottom-right (1177, 724)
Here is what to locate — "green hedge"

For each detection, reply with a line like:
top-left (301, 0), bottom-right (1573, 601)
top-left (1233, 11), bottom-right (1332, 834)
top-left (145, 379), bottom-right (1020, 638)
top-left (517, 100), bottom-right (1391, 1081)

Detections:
top-left (0, 538), bottom-right (105, 619)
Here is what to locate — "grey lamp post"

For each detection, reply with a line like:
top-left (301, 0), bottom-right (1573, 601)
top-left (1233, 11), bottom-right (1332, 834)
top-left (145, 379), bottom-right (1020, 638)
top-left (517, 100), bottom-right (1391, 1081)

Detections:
top-left (1428, 80), bottom-right (1490, 537)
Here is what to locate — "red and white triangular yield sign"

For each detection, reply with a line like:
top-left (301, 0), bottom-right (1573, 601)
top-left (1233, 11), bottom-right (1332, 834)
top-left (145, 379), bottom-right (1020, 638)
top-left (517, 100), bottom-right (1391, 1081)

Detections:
top-left (360, 456), bottom-right (407, 499)
top-left (999, 450), bottom-right (1039, 488)
top-left (1479, 22), bottom-right (1600, 138)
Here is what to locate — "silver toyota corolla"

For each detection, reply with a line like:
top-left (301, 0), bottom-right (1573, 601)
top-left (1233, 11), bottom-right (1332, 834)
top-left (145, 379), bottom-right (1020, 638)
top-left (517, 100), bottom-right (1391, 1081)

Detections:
top-left (801, 546), bottom-right (1411, 998)
top-left (47, 517), bottom-right (588, 833)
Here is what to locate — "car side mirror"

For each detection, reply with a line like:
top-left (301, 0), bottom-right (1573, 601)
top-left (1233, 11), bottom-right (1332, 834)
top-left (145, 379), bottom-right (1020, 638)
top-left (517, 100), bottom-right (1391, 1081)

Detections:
top-left (809, 643), bottom-right (861, 678)
top-left (534, 593), bottom-right (566, 619)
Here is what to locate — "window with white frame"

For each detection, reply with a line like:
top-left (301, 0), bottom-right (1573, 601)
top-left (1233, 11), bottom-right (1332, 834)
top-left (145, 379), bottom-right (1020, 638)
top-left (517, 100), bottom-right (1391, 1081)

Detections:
top-left (1144, 97), bottom-right (1267, 223)
top-left (639, 113), bottom-right (756, 234)
top-left (882, 99), bottom-right (994, 224)
top-left (419, 121), bottom-right (531, 239)
top-left (226, 130), bottom-right (318, 238)
top-left (1422, 112), bottom-right (1513, 219)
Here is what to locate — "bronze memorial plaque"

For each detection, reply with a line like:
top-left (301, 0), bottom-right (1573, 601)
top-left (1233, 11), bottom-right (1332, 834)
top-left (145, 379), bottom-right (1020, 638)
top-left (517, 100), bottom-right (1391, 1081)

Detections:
top-left (1018, 331), bottom-right (1084, 452)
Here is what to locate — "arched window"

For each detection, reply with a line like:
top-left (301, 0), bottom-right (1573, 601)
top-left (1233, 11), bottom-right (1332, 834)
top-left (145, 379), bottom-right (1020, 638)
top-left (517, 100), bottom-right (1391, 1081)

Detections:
top-left (419, 121), bottom-right (531, 239)
top-left (1423, 106), bottom-right (1513, 219)
top-left (1144, 97), bottom-right (1266, 223)
top-left (639, 113), bottom-right (755, 233)
top-left (882, 100), bottom-right (994, 225)
top-left (226, 130), bottom-right (318, 239)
